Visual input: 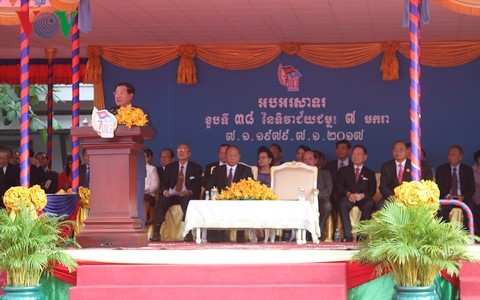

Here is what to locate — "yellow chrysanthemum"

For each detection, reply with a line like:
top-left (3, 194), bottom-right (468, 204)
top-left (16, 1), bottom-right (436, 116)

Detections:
top-left (115, 105), bottom-right (148, 128)
top-left (217, 178), bottom-right (279, 200)
top-left (393, 180), bottom-right (440, 211)
top-left (3, 185), bottom-right (47, 214)
top-left (29, 184), bottom-right (47, 211)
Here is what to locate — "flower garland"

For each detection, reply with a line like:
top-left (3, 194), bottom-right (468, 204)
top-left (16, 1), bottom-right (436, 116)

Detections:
top-left (56, 186), bottom-right (90, 209)
top-left (115, 105), bottom-right (148, 128)
top-left (3, 185), bottom-right (47, 217)
top-left (217, 177), bottom-right (279, 200)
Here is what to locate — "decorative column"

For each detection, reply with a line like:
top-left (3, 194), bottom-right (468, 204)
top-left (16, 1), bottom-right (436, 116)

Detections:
top-left (19, 0), bottom-right (30, 187)
top-left (71, 10), bottom-right (81, 192)
top-left (45, 48), bottom-right (57, 169)
top-left (409, 0), bottom-right (422, 181)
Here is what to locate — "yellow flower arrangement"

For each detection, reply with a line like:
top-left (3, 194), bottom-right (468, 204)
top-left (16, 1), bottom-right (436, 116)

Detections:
top-left (3, 185), bottom-right (47, 214)
top-left (217, 177), bottom-right (279, 200)
top-left (393, 180), bottom-right (440, 211)
top-left (115, 105), bottom-right (148, 128)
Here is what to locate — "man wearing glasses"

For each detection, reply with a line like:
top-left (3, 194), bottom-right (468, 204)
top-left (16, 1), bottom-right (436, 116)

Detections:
top-left (151, 143), bottom-right (203, 242)
top-left (108, 82), bottom-right (155, 228)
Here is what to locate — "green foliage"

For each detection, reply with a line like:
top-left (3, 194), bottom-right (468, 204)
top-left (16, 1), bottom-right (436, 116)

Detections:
top-left (0, 206), bottom-right (80, 287)
top-left (352, 201), bottom-right (478, 287)
top-left (0, 84), bottom-right (62, 139)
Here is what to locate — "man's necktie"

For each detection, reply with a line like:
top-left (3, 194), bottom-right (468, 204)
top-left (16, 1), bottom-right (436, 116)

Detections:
top-left (175, 165), bottom-right (184, 192)
top-left (397, 163), bottom-right (403, 184)
top-left (355, 167), bottom-right (360, 183)
top-left (84, 165), bottom-right (90, 188)
top-left (339, 161), bottom-right (345, 169)
top-left (227, 167), bottom-right (233, 186)
top-left (450, 167), bottom-right (458, 196)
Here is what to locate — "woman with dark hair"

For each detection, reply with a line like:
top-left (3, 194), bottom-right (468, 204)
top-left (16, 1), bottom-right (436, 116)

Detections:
top-left (295, 144), bottom-right (311, 162)
top-left (58, 155), bottom-right (73, 192)
top-left (257, 146), bottom-right (273, 187)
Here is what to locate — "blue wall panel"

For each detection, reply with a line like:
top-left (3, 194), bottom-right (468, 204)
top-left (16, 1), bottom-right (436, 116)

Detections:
top-left (101, 54), bottom-right (480, 172)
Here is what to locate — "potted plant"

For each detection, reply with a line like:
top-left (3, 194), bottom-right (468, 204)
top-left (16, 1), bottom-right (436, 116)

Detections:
top-left (0, 185), bottom-right (79, 299)
top-left (352, 180), bottom-right (478, 299)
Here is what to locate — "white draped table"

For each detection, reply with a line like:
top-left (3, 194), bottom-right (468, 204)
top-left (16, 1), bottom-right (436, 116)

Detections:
top-left (183, 200), bottom-right (320, 244)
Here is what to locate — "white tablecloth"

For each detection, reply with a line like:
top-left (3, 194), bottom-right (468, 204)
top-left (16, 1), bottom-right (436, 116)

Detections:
top-left (184, 200), bottom-right (320, 242)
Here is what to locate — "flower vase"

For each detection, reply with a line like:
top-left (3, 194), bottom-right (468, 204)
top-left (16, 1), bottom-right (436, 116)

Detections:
top-left (1, 286), bottom-right (45, 300)
top-left (392, 285), bottom-right (439, 300)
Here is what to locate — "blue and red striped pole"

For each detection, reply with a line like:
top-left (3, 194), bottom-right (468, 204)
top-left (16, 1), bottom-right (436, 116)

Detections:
top-left (19, 0), bottom-right (30, 187)
top-left (409, 0), bottom-right (422, 181)
top-left (45, 48), bottom-right (56, 169)
top-left (71, 10), bottom-right (80, 193)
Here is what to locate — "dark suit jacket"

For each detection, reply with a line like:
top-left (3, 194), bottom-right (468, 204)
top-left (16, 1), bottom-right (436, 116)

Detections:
top-left (435, 163), bottom-right (475, 202)
top-left (79, 164), bottom-right (89, 187)
top-left (324, 159), bottom-right (353, 200)
top-left (318, 169), bottom-right (333, 200)
top-left (202, 161), bottom-right (222, 188)
top-left (207, 163), bottom-right (253, 192)
top-left (30, 165), bottom-right (46, 188)
top-left (336, 165), bottom-right (377, 200)
top-left (0, 164), bottom-right (20, 208)
top-left (324, 160), bottom-right (352, 184)
top-left (379, 159), bottom-right (433, 199)
top-left (156, 166), bottom-right (166, 182)
top-left (43, 169), bottom-right (59, 194)
top-left (160, 161), bottom-right (203, 199)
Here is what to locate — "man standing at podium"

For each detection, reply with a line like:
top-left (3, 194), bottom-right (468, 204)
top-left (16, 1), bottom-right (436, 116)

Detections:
top-left (151, 143), bottom-right (203, 242)
top-left (109, 82), bottom-right (149, 227)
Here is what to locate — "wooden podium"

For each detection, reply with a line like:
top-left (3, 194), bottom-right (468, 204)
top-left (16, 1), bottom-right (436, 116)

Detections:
top-left (71, 126), bottom-right (156, 248)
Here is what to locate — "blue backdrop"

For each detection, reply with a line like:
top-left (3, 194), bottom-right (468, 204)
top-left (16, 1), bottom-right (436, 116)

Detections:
top-left (101, 53), bottom-right (480, 172)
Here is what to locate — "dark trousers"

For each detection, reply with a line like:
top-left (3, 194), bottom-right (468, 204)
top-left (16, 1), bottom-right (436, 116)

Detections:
top-left (155, 195), bottom-right (191, 226)
top-left (339, 196), bottom-right (375, 239)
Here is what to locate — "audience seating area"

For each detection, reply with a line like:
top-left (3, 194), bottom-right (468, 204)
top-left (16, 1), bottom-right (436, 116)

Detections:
top-left (151, 165), bottom-right (464, 243)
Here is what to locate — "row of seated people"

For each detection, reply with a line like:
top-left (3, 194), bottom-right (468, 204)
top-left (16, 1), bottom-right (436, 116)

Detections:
top-left (147, 139), bottom-right (480, 243)
top-left (0, 147), bottom-right (90, 211)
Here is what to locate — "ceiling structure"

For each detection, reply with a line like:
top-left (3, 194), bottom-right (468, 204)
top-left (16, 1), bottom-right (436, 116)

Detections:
top-left (0, 0), bottom-right (480, 59)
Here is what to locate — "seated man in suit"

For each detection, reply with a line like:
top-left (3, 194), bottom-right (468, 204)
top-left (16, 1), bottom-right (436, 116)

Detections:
top-left (324, 139), bottom-right (352, 235)
top-left (436, 145), bottom-right (475, 231)
top-left (29, 149), bottom-right (47, 189)
top-left (202, 143), bottom-right (229, 198)
top-left (302, 150), bottom-right (332, 239)
top-left (0, 147), bottom-right (20, 209)
top-left (337, 145), bottom-right (377, 242)
top-left (157, 148), bottom-right (175, 180)
top-left (151, 143), bottom-right (202, 242)
top-left (35, 152), bottom-right (58, 194)
top-left (378, 140), bottom-right (433, 210)
top-left (206, 145), bottom-right (253, 242)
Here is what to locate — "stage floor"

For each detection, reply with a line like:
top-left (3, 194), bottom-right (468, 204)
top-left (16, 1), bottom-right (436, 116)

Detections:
top-left (66, 241), bottom-right (480, 265)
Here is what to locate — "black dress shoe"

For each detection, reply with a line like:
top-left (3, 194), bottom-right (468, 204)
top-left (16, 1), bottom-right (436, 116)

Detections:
top-left (184, 232), bottom-right (193, 242)
top-left (342, 236), bottom-right (353, 242)
top-left (150, 236), bottom-right (160, 242)
top-left (150, 225), bottom-right (161, 242)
